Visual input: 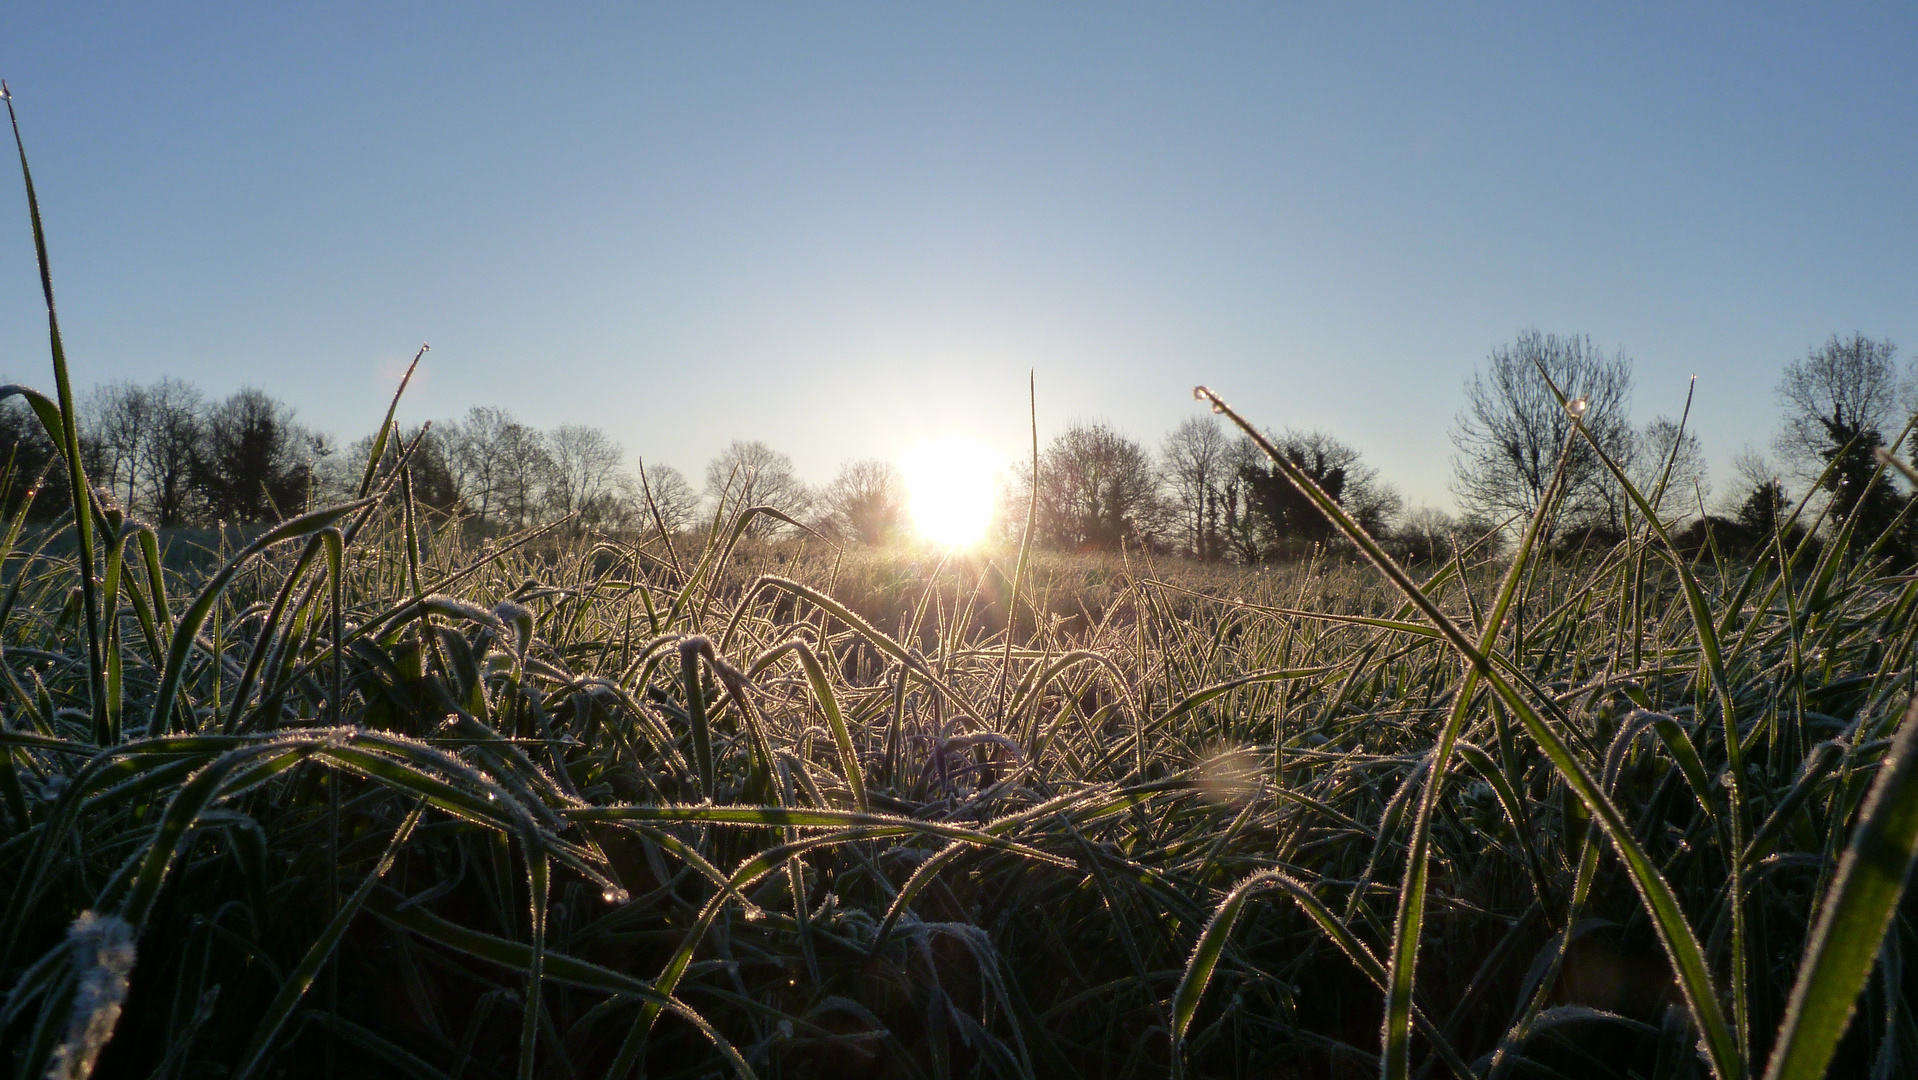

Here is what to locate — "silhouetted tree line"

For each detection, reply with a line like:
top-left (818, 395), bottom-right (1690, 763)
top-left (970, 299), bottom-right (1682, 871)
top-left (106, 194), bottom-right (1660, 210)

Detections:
top-left (992, 418), bottom-right (1405, 560)
top-left (0, 381), bottom-right (323, 527)
top-left (1447, 329), bottom-right (1918, 566)
top-left (0, 382), bottom-right (702, 536)
top-left (9, 329), bottom-right (1911, 566)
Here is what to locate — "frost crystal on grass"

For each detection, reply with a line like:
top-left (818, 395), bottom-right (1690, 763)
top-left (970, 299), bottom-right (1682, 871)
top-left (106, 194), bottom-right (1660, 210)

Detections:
top-left (46, 911), bottom-right (136, 1080)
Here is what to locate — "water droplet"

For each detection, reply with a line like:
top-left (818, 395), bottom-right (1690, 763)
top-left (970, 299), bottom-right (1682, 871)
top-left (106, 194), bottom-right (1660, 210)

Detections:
top-left (601, 887), bottom-right (629, 904)
top-left (1210, 402), bottom-right (1225, 414)
top-left (1566, 396), bottom-right (1589, 419)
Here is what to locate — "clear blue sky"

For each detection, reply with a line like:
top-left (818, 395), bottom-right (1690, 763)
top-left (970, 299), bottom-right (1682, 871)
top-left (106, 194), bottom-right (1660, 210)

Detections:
top-left (2, 4), bottom-right (1913, 510)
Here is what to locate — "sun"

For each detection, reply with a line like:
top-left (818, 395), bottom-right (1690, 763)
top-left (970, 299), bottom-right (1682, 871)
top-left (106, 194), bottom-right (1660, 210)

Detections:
top-left (900, 436), bottom-right (1000, 548)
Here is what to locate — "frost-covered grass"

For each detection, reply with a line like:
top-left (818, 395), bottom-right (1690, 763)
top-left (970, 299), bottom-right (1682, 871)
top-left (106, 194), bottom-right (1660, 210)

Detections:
top-left (4, 86), bottom-right (1918, 1080)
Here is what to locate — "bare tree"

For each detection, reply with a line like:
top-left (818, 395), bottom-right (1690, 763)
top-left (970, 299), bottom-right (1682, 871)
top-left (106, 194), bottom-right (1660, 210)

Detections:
top-left (1391, 504), bottom-right (1461, 563)
top-left (1632, 416), bottom-right (1709, 516)
top-left (1160, 416), bottom-right (1232, 559)
top-left (445, 406), bottom-right (557, 529)
top-left (449, 413), bottom-right (554, 530)
top-left (138, 378), bottom-right (203, 527)
top-left (1773, 334), bottom-right (1908, 541)
top-left (704, 440), bottom-right (812, 533)
top-left (1023, 422), bottom-right (1160, 551)
top-left (1775, 334), bottom-right (1904, 475)
top-left (823, 459), bottom-right (906, 545)
top-left (83, 381), bottom-right (152, 511)
top-left (638, 462), bottom-right (702, 537)
top-left (1450, 329), bottom-right (1635, 527)
top-left (543, 424), bottom-right (626, 526)
top-left (497, 423), bottom-right (551, 529)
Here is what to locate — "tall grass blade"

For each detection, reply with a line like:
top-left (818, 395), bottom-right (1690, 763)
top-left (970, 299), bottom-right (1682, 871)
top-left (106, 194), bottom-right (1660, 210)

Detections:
top-left (230, 801), bottom-right (425, 1080)
top-left (1762, 699), bottom-right (1918, 1080)
top-left (0, 88), bottom-right (105, 737)
top-left (1197, 385), bottom-right (1740, 1080)
top-left (1541, 362), bottom-right (1758, 1059)
top-left (997, 372), bottom-right (1041, 718)
top-left (519, 848), bottom-right (549, 1080)
top-left (757, 639), bottom-right (867, 812)
top-left (358, 344), bottom-right (428, 499)
top-left (1170, 870), bottom-right (1274, 1057)
top-left (148, 500), bottom-right (370, 733)
top-left (680, 636), bottom-right (715, 800)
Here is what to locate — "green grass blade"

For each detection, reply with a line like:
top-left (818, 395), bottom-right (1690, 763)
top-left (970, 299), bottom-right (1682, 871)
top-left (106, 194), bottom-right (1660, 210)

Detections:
top-left (148, 499), bottom-right (371, 733)
top-left (226, 533), bottom-right (328, 732)
top-left (519, 847), bottom-right (548, 1080)
top-left (1762, 700), bottom-right (1918, 1080)
top-left (2, 89), bottom-right (106, 743)
top-left (756, 639), bottom-right (867, 812)
top-left (357, 344), bottom-right (427, 499)
top-left (1745, 740), bottom-right (1845, 869)
top-left (564, 804), bottom-right (1071, 866)
top-left (1171, 870), bottom-right (1274, 1050)
top-left (230, 801), bottom-right (425, 1080)
top-left (996, 371), bottom-right (1041, 718)
top-left (680, 636), bottom-right (714, 800)
top-left (323, 527), bottom-right (344, 725)
top-left (1198, 385), bottom-right (1739, 1080)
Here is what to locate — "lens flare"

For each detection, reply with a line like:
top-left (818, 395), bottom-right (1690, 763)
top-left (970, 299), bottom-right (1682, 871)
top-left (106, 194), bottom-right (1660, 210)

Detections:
top-left (900, 437), bottom-right (1000, 548)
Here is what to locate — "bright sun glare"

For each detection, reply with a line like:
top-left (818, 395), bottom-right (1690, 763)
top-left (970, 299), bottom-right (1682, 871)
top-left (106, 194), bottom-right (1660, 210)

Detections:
top-left (900, 437), bottom-right (1000, 548)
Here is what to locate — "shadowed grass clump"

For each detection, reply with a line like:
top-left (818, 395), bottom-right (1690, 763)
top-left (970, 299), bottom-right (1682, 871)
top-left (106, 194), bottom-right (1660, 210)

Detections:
top-left (4, 88), bottom-right (1918, 1080)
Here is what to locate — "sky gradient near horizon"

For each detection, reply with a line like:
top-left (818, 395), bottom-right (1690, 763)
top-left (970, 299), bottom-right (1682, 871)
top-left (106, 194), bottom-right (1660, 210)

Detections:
top-left (2, 4), bottom-right (1914, 513)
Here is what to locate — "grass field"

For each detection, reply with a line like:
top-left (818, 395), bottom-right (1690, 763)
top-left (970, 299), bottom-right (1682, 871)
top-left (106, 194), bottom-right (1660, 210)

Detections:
top-left (5, 92), bottom-right (1918, 1080)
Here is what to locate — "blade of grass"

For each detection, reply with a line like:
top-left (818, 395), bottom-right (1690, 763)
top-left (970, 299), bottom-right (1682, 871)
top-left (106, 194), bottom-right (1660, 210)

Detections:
top-left (357, 344), bottom-right (427, 499)
top-left (753, 639), bottom-right (867, 813)
top-left (2, 87), bottom-right (106, 744)
top-left (147, 499), bottom-right (370, 734)
top-left (1197, 385), bottom-right (1740, 1080)
top-left (230, 800), bottom-right (425, 1080)
top-left (1762, 698), bottom-right (1918, 1080)
top-left (519, 847), bottom-right (548, 1080)
top-left (997, 372), bottom-right (1041, 720)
